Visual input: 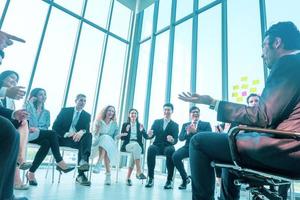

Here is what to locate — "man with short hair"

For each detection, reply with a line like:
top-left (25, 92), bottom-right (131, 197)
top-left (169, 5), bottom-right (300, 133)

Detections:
top-left (53, 94), bottom-right (92, 186)
top-left (179, 21), bottom-right (300, 200)
top-left (145, 103), bottom-right (179, 189)
top-left (172, 106), bottom-right (211, 190)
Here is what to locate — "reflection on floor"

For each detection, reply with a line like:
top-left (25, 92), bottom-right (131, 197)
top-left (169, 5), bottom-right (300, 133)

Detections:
top-left (14, 168), bottom-right (299, 200)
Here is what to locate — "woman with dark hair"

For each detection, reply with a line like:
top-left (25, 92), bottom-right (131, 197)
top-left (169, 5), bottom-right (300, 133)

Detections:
top-left (91, 105), bottom-right (119, 185)
top-left (0, 70), bottom-right (30, 190)
top-left (25, 88), bottom-right (74, 186)
top-left (120, 108), bottom-right (148, 186)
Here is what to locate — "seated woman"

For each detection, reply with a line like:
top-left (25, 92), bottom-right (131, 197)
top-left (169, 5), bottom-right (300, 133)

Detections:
top-left (120, 108), bottom-right (147, 186)
top-left (91, 105), bottom-right (119, 185)
top-left (0, 70), bottom-right (30, 190)
top-left (25, 88), bottom-right (74, 186)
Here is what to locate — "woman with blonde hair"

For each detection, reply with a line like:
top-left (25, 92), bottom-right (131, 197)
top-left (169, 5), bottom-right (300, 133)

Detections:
top-left (92, 105), bottom-right (119, 185)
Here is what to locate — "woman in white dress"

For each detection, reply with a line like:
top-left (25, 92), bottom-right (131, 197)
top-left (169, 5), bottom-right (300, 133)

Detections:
top-left (92, 105), bottom-right (119, 185)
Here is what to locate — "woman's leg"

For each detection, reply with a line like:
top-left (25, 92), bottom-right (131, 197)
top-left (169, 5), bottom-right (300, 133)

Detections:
top-left (104, 151), bottom-right (111, 173)
top-left (17, 120), bottom-right (29, 164)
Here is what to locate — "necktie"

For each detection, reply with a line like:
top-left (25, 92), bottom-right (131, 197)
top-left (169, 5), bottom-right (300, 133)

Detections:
top-left (71, 111), bottom-right (80, 131)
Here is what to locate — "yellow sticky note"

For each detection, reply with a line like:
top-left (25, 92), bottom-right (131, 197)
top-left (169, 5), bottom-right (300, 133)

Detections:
top-left (232, 92), bottom-right (238, 97)
top-left (250, 88), bottom-right (257, 93)
top-left (233, 85), bottom-right (239, 90)
top-left (241, 76), bottom-right (248, 82)
top-left (236, 97), bottom-right (243, 102)
top-left (241, 84), bottom-right (249, 89)
top-left (252, 80), bottom-right (260, 85)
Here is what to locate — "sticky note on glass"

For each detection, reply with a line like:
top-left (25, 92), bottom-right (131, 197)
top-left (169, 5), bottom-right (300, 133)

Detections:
top-left (241, 76), bottom-right (248, 81)
top-left (250, 88), bottom-right (257, 92)
top-left (252, 80), bottom-right (260, 85)
top-left (241, 84), bottom-right (249, 89)
top-left (233, 85), bottom-right (239, 90)
top-left (232, 92), bottom-right (238, 97)
top-left (241, 91), bottom-right (247, 96)
top-left (236, 97), bottom-right (243, 102)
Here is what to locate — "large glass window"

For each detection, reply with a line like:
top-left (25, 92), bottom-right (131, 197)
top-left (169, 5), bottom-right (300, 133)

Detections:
top-left (66, 24), bottom-right (105, 113)
top-left (85, 0), bottom-right (111, 29)
top-left (227, 0), bottom-right (264, 105)
top-left (176, 0), bottom-right (193, 21)
top-left (30, 8), bottom-right (78, 122)
top-left (197, 5), bottom-right (221, 125)
top-left (1, 0), bottom-right (48, 109)
top-left (54, 0), bottom-right (84, 15)
top-left (199, 0), bottom-right (215, 9)
top-left (147, 31), bottom-right (169, 127)
top-left (170, 20), bottom-right (192, 128)
top-left (133, 41), bottom-right (151, 122)
top-left (95, 37), bottom-right (128, 117)
top-left (265, 0), bottom-right (300, 27)
top-left (110, 0), bottom-right (131, 40)
top-left (141, 4), bottom-right (154, 40)
top-left (157, 0), bottom-right (172, 31)
top-left (0, 1), bottom-right (7, 20)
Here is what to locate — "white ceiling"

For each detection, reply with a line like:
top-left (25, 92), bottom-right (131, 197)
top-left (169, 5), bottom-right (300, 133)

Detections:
top-left (117, 0), bottom-right (155, 13)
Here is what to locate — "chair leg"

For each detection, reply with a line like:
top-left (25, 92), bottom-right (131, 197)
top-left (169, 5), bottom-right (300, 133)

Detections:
top-left (89, 158), bottom-right (93, 182)
top-left (290, 182), bottom-right (295, 200)
top-left (58, 150), bottom-right (65, 183)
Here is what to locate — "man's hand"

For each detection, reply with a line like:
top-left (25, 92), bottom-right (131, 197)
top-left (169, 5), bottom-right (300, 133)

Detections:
top-left (0, 30), bottom-right (25, 50)
top-left (147, 130), bottom-right (154, 138)
top-left (186, 124), bottom-right (197, 135)
top-left (6, 86), bottom-right (26, 100)
top-left (166, 135), bottom-right (174, 143)
top-left (72, 132), bottom-right (83, 142)
top-left (178, 92), bottom-right (216, 105)
top-left (139, 124), bottom-right (144, 131)
top-left (13, 109), bottom-right (28, 122)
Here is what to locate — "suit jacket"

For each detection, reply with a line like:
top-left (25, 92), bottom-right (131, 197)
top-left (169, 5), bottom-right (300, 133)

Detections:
top-left (179, 121), bottom-right (212, 147)
top-left (217, 53), bottom-right (300, 131)
top-left (52, 107), bottom-right (91, 137)
top-left (149, 118), bottom-right (179, 147)
top-left (120, 122), bottom-right (148, 153)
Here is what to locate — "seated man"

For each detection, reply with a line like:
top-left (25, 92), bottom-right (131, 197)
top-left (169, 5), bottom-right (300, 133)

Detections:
top-left (172, 106), bottom-right (211, 190)
top-left (53, 94), bottom-right (92, 186)
top-left (179, 21), bottom-right (300, 200)
top-left (145, 103), bottom-right (179, 189)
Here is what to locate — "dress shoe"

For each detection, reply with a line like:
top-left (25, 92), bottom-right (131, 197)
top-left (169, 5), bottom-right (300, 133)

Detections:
top-left (76, 174), bottom-right (91, 186)
top-left (145, 178), bottom-right (154, 188)
top-left (56, 164), bottom-right (75, 173)
top-left (126, 179), bottom-right (132, 186)
top-left (136, 173), bottom-right (147, 180)
top-left (77, 160), bottom-right (89, 171)
top-left (164, 180), bottom-right (173, 189)
top-left (178, 177), bottom-right (191, 190)
top-left (26, 172), bottom-right (38, 186)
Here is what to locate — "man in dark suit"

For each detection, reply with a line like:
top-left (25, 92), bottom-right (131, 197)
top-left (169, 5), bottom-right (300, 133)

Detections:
top-left (145, 103), bottom-right (179, 189)
top-left (172, 106), bottom-right (212, 190)
top-left (179, 21), bottom-right (300, 200)
top-left (0, 30), bottom-right (28, 200)
top-left (53, 94), bottom-right (92, 186)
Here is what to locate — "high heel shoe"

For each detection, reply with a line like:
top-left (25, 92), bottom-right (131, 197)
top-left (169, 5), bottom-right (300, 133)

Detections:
top-left (17, 162), bottom-right (32, 170)
top-left (26, 172), bottom-right (38, 186)
top-left (56, 165), bottom-right (75, 173)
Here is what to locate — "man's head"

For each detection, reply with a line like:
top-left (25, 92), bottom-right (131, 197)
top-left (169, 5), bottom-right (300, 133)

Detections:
top-left (189, 106), bottom-right (200, 121)
top-left (75, 94), bottom-right (86, 111)
top-left (262, 21), bottom-right (300, 69)
top-left (246, 93), bottom-right (260, 107)
top-left (163, 103), bottom-right (174, 119)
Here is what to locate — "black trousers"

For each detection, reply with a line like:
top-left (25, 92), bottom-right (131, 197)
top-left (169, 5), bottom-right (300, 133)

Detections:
top-left (172, 145), bottom-right (189, 181)
top-left (189, 132), bottom-right (298, 200)
top-left (58, 133), bottom-right (92, 175)
top-left (147, 144), bottom-right (175, 181)
top-left (0, 116), bottom-right (19, 200)
top-left (29, 130), bottom-right (63, 173)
